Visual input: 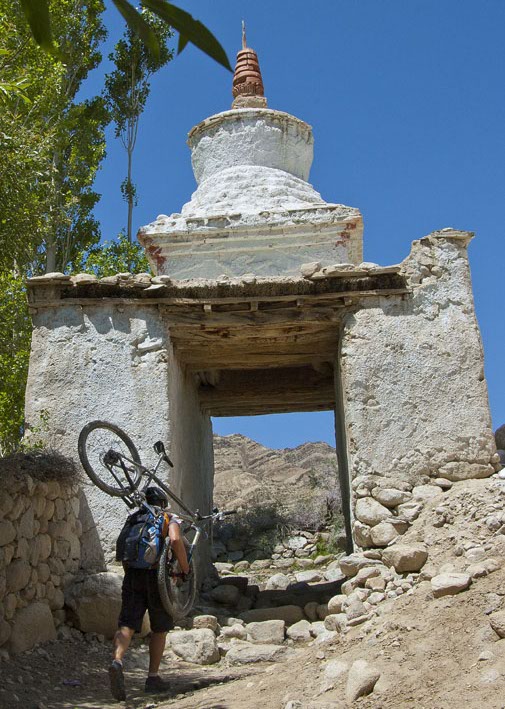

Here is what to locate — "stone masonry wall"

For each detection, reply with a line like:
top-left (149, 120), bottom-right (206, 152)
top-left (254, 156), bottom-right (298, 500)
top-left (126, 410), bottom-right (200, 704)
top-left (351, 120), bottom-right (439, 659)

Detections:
top-left (339, 230), bottom-right (500, 550)
top-left (0, 471), bottom-right (81, 654)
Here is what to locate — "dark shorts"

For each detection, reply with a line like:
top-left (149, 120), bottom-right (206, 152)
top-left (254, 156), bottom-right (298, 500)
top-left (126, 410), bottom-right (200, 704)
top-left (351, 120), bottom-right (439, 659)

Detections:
top-left (118, 567), bottom-right (173, 634)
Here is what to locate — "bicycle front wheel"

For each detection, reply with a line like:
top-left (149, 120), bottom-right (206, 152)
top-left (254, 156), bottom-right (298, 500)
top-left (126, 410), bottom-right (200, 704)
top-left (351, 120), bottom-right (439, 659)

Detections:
top-left (78, 420), bottom-right (142, 497)
top-left (157, 538), bottom-right (197, 621)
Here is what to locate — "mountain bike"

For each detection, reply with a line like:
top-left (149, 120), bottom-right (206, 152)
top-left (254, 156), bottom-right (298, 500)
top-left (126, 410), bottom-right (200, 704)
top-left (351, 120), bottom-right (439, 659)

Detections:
top-left (77, 420), bottom-right (235, 621)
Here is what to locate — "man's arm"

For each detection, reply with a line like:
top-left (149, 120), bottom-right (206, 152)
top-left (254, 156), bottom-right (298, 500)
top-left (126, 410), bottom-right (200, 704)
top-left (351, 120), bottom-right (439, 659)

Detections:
top-left (168, 520), bottom-right (190, 575)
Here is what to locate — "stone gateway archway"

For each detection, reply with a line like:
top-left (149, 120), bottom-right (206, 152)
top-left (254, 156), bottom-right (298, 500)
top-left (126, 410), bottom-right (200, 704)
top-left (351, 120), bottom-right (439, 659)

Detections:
top-left (24, 40), bottom-right (498, 569)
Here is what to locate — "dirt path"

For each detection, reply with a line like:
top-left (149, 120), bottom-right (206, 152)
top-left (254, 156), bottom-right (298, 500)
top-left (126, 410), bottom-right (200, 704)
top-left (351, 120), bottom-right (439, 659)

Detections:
top-left (2, 566), bottom-right (504, 709)
top-left (2, 477), bottom-right (505, 709)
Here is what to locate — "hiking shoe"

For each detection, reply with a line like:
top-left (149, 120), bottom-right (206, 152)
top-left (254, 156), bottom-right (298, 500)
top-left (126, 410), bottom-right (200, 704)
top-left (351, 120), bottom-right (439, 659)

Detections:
top-left (108, 660), bottom-right (126, 701)
top-left (145, 675), bottom-right (171, 693)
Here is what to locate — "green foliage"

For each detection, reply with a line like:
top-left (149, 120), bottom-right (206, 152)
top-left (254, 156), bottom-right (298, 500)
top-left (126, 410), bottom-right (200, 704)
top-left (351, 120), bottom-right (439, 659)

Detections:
top-left (104, 9), bottom-right (173, 243)
top-left (76, 232), bottom-right (151, 277)
top-left (20, 0), bottom-right (231, 70)
top-left (0, 1), bottom-right (109, 274)
top-left (313, 513), bottom-right (345, 556)
top-left (0, 272), bottom-right (32, 455)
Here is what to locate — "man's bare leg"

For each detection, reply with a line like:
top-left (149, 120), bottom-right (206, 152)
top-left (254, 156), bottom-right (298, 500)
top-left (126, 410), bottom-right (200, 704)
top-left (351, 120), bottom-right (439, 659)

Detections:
top-left (113, 626), bottom-right (135, 663)
top-left (109, 626), bottom-right (134, 701)
top-left (148, 631), bottom-right (167, 675)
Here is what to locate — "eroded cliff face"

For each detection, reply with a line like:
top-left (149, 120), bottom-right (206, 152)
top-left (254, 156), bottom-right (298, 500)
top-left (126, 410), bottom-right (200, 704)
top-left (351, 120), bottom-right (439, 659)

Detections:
top-left (212, 433), bottom-right (339, 514)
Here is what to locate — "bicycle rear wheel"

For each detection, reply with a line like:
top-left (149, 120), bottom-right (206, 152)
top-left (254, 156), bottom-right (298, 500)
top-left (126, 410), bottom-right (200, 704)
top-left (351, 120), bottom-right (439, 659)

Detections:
top-left (157, 538), bottom-right (197, 621)
top-left (78, 420), bottom-right (142, 497)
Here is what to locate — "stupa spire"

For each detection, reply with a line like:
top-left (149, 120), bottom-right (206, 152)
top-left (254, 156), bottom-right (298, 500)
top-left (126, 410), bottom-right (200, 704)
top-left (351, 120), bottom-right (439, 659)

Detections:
top-left (232, 22), bottom-right (267, 109)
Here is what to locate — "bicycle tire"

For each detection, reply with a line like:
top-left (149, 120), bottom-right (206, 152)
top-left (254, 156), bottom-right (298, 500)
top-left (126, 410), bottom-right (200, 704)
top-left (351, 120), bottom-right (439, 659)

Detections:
top-left (78, 420), bottom-right (142, 497)
top-left (157, 538), bottom-right (197, 621)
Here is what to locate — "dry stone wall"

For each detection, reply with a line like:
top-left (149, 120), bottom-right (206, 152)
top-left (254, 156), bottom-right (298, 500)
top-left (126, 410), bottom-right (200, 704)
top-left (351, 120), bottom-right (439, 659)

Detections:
top-left (0, 470), bottom-right (81, 654)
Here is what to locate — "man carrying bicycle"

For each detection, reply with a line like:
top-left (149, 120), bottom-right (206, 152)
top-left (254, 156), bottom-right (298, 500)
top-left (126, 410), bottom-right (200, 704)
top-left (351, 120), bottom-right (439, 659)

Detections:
top-left (108, 486), bottom-right (190, 702)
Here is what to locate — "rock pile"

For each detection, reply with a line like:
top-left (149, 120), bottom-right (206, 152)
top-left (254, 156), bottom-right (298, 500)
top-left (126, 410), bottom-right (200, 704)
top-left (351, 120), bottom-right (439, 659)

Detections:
top-left (212, 529), bottom-right (343, 567)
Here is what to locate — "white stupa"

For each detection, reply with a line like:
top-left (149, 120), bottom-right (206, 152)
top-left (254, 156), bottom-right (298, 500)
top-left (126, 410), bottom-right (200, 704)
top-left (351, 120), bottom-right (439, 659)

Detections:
top-left (139, 27), bottom-right (363, 279)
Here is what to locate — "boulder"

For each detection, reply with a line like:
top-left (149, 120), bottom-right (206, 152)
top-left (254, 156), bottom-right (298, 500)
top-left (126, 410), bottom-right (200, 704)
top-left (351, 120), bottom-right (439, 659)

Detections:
top-left (346, 660), bottom-right (381, 701)
top-left (321, 659), bottom-right (349, 690)
top-left (382, 545), bottom-right (428, 573)
top-left (286, 619), bottom-right (311, 642)
top-left (246, 620), bottom-right (285, 645)
top-left (0, 521), bottom-right (16, 547)
top-left (226, 642), bottom-right (291, 665)
top-left (210, 584), bottom-right (240, 606)
top-left (9, 603), bottom-right (56, 654)
top-left (220, 624), bottom-right (247, 640)
top-left (18, 507), bottom-right (35, 539)
top-left (192, 615), bottom-right (219, 632)
top-left (287, 536), bottom-right (307, 551)
top-left (324, 561), bottom-right (346, 583)
top-left (6, 559), bottom-right (31, 593)
top-left (214, 562), bottom-right (234, 574)
top-left (314, 630), bottom-right (339, 646)
top-left (354, 521), bottom-right (373, 547)
top-left (431, 573), bottom-right (471, 598)
top-left (304, 601), bottom-right (319, 621)
top-left (372, 488), bottom-right (412, 508)
top-left (265, 573), bottom-right (291, 591)
top-left (339, 554), bottom-right (382, 578)
top-left (169, 629), bottom-right (220, 664)
top-left (294, 570), bottom-right (323, 584)
top-left (489, 610), bottom-right (505, 638)
top-left (370, 522), bottom-right (398, 547)
top-left (327, 594), bottom-right (347, 614)
top-left (366, 576), bottom-right (386, 592)
top-left (324, 614), bottom-right (347, 632)
top-left (240, 605), bottom-right (304, 626)
top-left (438, 462), bottom-right (493, 481)
top-left (396, 501), bottom-right (423, 523)
top-left (345, 596), bottom-right (367, 620)
top-left (0, 619), bottom-right (11, 647)
top-left (355, 498), bottom-right (392, 527)
top-left (65, 572), bottom-right (125, 638)
top-left (300, 262), bottom-right (321, 277)
top-left (412, 485), bottom-right (442, 501)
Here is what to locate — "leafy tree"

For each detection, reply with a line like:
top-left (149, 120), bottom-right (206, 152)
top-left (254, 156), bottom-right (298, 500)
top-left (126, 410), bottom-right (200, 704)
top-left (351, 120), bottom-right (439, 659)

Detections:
top-left (76, 232), bottom-right (151, 277)
top-left (40, 0), bottom-right (109, 273)
top-left (0, 1), bottom-right (109, 274)
top-left (0, 271), bottom-right (32, 455)
top-left (19, 0), bottom-right (231, 70)
top-left (104, 11), bottom-right (173, 246)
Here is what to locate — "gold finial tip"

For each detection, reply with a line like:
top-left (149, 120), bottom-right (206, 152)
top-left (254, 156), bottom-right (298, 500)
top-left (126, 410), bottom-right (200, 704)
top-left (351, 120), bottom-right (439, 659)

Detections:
top-left (241, 20), bottom-right (247, 50)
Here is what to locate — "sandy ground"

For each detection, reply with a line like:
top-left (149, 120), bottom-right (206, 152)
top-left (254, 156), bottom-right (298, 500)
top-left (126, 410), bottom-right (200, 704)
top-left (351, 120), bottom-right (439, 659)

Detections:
top-left (2, 478), bottom-right (505, 709)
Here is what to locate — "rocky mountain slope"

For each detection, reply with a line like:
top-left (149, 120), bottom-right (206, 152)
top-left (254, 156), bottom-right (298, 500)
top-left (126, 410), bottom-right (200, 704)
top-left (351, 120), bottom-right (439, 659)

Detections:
top-left (212, 434), bottom-right (340, 526)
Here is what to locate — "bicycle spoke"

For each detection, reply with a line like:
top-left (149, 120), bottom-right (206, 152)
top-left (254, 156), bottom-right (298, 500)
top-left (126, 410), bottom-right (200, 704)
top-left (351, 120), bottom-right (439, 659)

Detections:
top-left (84, 427), bottom-right (138, 491)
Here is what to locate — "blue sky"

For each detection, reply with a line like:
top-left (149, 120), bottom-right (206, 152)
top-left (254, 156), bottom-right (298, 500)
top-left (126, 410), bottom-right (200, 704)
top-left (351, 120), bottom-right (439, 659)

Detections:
top-left (82, 0), bottom-right (504, 448)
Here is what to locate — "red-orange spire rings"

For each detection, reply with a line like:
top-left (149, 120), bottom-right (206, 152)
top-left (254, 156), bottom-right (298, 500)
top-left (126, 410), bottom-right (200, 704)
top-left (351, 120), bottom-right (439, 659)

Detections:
top-left (232, 48), bottom-right (264, 98)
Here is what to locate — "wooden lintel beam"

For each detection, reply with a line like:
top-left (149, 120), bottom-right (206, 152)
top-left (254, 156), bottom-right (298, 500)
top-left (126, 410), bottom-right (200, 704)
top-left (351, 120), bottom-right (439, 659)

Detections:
top-left (183, 353), bottom-right (333, 370)
top-left (160, 307), bottom-right (343, 328)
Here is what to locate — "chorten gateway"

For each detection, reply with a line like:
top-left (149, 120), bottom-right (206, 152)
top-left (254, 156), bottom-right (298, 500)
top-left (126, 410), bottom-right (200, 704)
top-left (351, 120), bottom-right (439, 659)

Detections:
top-left (25, 33), bottom-right (499, 568)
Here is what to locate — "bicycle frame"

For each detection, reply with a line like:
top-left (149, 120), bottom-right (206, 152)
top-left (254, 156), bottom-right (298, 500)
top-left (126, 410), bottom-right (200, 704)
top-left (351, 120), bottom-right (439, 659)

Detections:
top-left (108, 449), bottom-right (217, 564)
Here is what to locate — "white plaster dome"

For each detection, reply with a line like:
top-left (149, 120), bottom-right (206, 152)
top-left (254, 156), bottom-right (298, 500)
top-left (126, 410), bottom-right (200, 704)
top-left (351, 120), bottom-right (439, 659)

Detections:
top-left (181, 165), bottom-right (325, 218)
top-left (188, 108), bottom-right (314, 183)
top-left (180, 107), bottom-right (324, 218)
